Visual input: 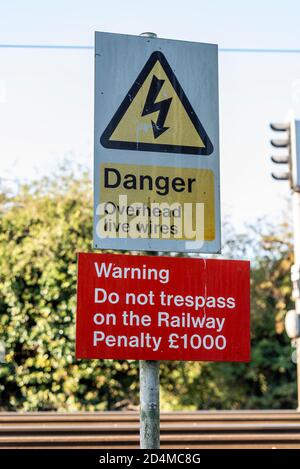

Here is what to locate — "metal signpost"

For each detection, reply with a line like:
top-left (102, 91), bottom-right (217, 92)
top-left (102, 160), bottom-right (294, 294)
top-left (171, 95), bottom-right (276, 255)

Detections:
top-left (139, 359), bottom-right (160, 448)
top-left (75, 31), bottom-right (249, 450)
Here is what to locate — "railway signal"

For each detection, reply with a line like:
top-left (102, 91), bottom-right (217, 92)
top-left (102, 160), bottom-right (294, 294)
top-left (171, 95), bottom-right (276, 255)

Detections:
top-left (270, 118), bottom-right (300, 409)
top-left (270, 120), bottom-right (300, 191)
top-left (270, 122), bottom-right (291, 183)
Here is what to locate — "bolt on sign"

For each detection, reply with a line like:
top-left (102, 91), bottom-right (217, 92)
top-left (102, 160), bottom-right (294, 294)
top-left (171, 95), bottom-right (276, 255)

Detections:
top-left (76, 253), bottom-right (250, 362)
top-left (94, 32), bottom-right (220, 253)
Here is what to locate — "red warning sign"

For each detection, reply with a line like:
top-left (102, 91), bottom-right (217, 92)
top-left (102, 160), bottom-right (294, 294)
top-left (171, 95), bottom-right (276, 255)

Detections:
top-left (76, 253), bottom-right (250, 362)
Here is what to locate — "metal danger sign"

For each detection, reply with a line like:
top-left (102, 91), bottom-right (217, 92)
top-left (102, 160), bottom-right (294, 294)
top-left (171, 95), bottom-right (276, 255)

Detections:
top-left (94, 32), bottom-right (220, 253)
top-left (76, 253), bottom-right (250, 362)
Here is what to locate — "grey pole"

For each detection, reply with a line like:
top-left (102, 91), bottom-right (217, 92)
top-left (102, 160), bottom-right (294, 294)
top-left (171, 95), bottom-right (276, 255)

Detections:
top-left (292, 190), bottom-right (300, 410)
top-left (138, 31), bottom-right (160, 449)
top-left (139, 360), bottom-right (160, 448)
top-left (139, 32), bottom-right (158, 38)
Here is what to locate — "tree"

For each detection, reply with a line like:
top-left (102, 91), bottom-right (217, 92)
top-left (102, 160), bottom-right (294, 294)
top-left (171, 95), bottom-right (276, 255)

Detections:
top-left (0, 170), bottom-right (141, 410)
top-left (0, 170), bottom-right (297, 410)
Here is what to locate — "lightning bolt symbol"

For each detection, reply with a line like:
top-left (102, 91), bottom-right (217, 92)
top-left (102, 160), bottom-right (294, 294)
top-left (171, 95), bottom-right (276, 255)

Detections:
top-left (141, 75), bottom-right (172, 139)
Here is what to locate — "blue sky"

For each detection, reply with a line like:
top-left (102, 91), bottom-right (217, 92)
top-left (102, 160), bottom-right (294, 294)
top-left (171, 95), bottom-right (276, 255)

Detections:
top-left (0, 0), bottom-right (300, 230)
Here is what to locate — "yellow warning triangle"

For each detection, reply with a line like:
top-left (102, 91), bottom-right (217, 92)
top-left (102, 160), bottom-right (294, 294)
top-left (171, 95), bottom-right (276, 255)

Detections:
top-left (100, 51), bottom-right (213, 155)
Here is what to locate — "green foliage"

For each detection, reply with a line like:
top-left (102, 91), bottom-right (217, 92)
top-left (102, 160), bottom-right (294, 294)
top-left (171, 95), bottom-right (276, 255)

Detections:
top-left (0, 170), bottom-right (140, 410)
top-left (0, 170), bottom-right (297, 410)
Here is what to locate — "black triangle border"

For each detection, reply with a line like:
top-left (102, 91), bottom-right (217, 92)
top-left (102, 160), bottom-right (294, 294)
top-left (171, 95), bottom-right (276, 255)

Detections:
top-left (100, 51), bottom-right (214, 156)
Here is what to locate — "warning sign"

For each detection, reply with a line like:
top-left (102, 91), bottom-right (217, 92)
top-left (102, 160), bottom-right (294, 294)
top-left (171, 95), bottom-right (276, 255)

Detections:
top-left (100, 51), bottom-right (213, 155)
top-left (99, 162), bottom-right (215, 241)
top-left (94, 32), bottom-right (220, 253)
top-left (76, 253), bottom-right (250, 362)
